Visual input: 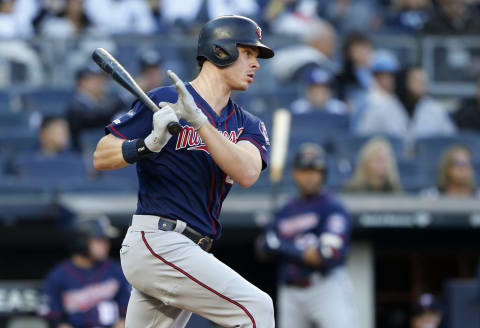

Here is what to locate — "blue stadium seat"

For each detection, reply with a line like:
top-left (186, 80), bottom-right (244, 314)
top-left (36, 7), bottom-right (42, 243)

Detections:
top-left (0, 128), bottom-right (38, 154)
top-left (0, 90), bottom-right (10, 111)
top-left (416, 134), bottom-right (480, 164)
top-left (397, 159), bottom-right (429, 192)
top-left (15, 153), bottom-right (86, 189)
top-left (290, 112), bottom-right (350, 149)
top-left (97, 164), bottom-right (138, 187)
top-left (0, 111), bottom-right (30, 128)
top-left (80, 128), bottom-right (105, 153)
top-left (22, 88), bottom-right (73, 115)
top-left (332, 135), bottom-right (404, 163)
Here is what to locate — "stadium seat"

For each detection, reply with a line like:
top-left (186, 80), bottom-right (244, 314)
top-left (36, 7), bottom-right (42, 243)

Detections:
top-left (397, 159), bottom-right (429, 192)
top-left (0, 111), bottom-right (30, 128)
top-left (15, 153), bottom-right (87, 189)
top-left (0, 128), bottom-right (38, 155)
top-left (332, 134), bottom-right (404, 163)
top-left (79, 128), bottom-right (105, 153)
top-left (0, 90), bottom-right (10, 111)
top-left (415, 134), bottom-right (480, 164)
top-left (97, 163), bottom-right (138, 187)
top-left (290, 112), bottom-right (350, 149)
top-left (22, 88), bottom-right (73, 116)
top-left (415, 134), bottom-right (480, 183)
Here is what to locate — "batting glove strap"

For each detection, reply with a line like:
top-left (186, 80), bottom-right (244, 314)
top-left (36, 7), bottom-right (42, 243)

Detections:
top-left (122, 139), bottom-right (153, 164)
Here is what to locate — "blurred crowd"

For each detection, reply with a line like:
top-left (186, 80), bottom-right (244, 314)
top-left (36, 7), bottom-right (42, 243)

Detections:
top-left (1, 0), bottom-right (480, 39)
top-left (1, 0), bottom-right (480, 198)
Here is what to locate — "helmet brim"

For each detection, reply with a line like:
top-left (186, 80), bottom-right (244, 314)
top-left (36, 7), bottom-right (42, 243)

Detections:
top-left (238, 41), bottom-right (274, 59)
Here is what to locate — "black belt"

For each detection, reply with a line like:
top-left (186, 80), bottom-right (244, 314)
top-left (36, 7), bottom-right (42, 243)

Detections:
top-left (157, 217), bottom-right (213, 252)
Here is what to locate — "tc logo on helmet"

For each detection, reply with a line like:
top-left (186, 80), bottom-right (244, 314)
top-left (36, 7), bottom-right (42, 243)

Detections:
top-left (256, 26), bottom-right (262, 40)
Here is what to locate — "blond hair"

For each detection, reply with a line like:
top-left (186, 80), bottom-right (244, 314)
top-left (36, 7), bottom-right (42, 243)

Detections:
top-left (345, 137), bottom-right (402, 193)
top-left (436, 144), bottom-right (476, 192)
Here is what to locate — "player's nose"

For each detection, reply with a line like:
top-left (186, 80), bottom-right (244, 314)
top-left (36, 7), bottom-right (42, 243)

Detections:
top-left (251, 57), bottom-right (260, 70)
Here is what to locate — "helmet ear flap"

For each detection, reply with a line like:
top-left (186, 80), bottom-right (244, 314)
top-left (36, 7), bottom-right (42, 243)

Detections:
top-left (207, 42), bottom-right (239, 67)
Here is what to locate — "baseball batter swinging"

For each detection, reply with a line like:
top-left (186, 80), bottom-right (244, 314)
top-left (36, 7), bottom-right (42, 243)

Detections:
top-left (93, 15), bottom-right (275, 328)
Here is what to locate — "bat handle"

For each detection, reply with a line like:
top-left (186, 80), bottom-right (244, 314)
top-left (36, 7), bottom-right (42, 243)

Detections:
top-left (167, 121), bottom-right (182, 135)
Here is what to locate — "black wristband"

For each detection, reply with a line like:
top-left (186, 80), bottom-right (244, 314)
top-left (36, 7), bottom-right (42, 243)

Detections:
top-left (122, 139), bottom-right (153, 164)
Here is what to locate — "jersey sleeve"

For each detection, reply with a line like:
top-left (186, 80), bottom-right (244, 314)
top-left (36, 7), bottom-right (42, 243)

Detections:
top-left (262, 207), bottom-right (304, 263)
top-left (42, 268), bottom-right (68, 325)
top-left (104, 87), bottom-right (178, 140)
top-left (318, 204), bottom-right (352, 270)
top-left (238, 112), bottom-right (270, 170)
top-left (105, 99), bottom-right (153, 140)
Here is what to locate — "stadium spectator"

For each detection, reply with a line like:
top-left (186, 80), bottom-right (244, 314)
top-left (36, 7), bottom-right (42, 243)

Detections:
top-left (410, 293), bottom-right (443, 328)
top-left (118, 50), bottom-right (166, 108)
top-left (35, 0), bottom-right (99, 38)
top-left (344, 137), bottom-right (403, 193)
top-left (66, 66), bottom-right (123, 152)
top-left (0, 0), bottom-right (36, 38)
top-left (318, 0), bottom-right (381, 35)
top-left (272, 19), bottom-right (336, 82)
top-left (397, 65), bottom-right (456, 140)
top-left (37, 115), bottom-right (73, 157)
top-left (291, 67), bottom-right (348, 115)
top-left (383, 0), bottom-right (431, 33)
top-left (422, 0), bottom-right (480, 35)
top-left (355, 50), bottom-right (409, 138)
top-left (160, 0), bottom-right (259, 33)
top-left (335, 32), bottom-right (373, 104)
top-left (41, 216), bottom-right (129, 328)
top-left (451, 75), bottom-right (480, 133)
top-left (422, 144), bottom-right (478, 197)
top-left (84, 0), bottom-right (156, 35)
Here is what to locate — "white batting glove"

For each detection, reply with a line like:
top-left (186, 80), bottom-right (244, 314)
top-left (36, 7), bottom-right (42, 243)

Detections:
top-left (144, 105), bottom-right (179, 152)
top-left (158, 70), bottom-right (208, 130)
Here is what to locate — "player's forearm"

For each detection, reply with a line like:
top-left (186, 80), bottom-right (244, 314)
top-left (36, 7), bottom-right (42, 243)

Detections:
top-left (93, 134), bottom-right (129, 170)
top-left (198, 123), bottom-right (261, 187)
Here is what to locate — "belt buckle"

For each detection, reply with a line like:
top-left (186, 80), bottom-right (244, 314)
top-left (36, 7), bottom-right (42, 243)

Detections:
top-left (197, 237), bottom-right (212, 252)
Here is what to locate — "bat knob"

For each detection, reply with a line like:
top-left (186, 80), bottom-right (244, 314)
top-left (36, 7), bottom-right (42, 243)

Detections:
top-left (167, 122), bottom-right (183, 135)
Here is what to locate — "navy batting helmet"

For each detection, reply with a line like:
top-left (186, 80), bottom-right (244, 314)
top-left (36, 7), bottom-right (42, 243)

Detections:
top-left (293, 143), bottom-right (327, 172)
top-left (70, 216), bottom-right (118, 255)
top-left (197, 15), bottom-right (274, 67)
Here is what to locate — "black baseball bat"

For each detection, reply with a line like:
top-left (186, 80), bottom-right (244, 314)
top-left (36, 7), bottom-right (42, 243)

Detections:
top-left (92, 48), bottom-right (182, 135)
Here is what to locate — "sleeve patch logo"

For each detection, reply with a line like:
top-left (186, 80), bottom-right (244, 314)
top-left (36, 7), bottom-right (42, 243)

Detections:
top-left (259, 121), bottom-right (270, 146)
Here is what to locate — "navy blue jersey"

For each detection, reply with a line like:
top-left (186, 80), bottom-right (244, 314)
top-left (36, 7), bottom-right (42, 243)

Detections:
top-left (42, 259), bottom-right (130, 328)
top-left (263, 193), bottom-right (351, 284)
top-left (105, 83), bottom-right (270, 239)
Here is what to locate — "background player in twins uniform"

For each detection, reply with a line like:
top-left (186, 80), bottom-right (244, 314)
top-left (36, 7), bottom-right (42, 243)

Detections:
top-left (259, 143), bottom-right (357, 328)
top-left (93, 15), bottom-right (275, 328)
top-left (42, 216), bottom-right (130, 328)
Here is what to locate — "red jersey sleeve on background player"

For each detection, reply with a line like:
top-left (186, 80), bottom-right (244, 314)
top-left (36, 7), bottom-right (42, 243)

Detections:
top-left (237, 110), bottom-right (270, 170)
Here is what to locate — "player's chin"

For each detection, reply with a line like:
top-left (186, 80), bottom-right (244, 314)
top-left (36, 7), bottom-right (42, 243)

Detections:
top-left (235, 81), bottom-right (251, 91)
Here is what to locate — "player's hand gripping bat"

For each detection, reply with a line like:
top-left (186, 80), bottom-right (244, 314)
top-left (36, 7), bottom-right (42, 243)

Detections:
top-left (92, 48), bottom-right (182, 135)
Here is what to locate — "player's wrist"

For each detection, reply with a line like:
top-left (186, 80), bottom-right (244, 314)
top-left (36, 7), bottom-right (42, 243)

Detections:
top-left (122, 138), bottom-right (154, 164)
top-left (191, 113), bottom-right (208, 130)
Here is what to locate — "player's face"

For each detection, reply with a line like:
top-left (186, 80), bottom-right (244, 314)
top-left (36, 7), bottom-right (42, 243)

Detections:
top-left (222, 46), bottom-right (260, 91)
top-left (294, 169), bottom-right (324, 196)
top-left (307, 83), bottom-right (330, 108)
top-left (88, 237), bottom-right (110, 262)
top-left (447, 149), bottom-right (473, 187)
top-left (375, 72), bottom-right (396, 93)
top-left (411, 311), bottom-right (442, 328)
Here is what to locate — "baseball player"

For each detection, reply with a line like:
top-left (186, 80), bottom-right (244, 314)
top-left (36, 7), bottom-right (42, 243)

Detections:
top-left (93, 15), bottom-right (275, 328)
top-left (41, 217), bottom-right (130, 328)
top-left (259, 143), bottom-right (357, 328)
